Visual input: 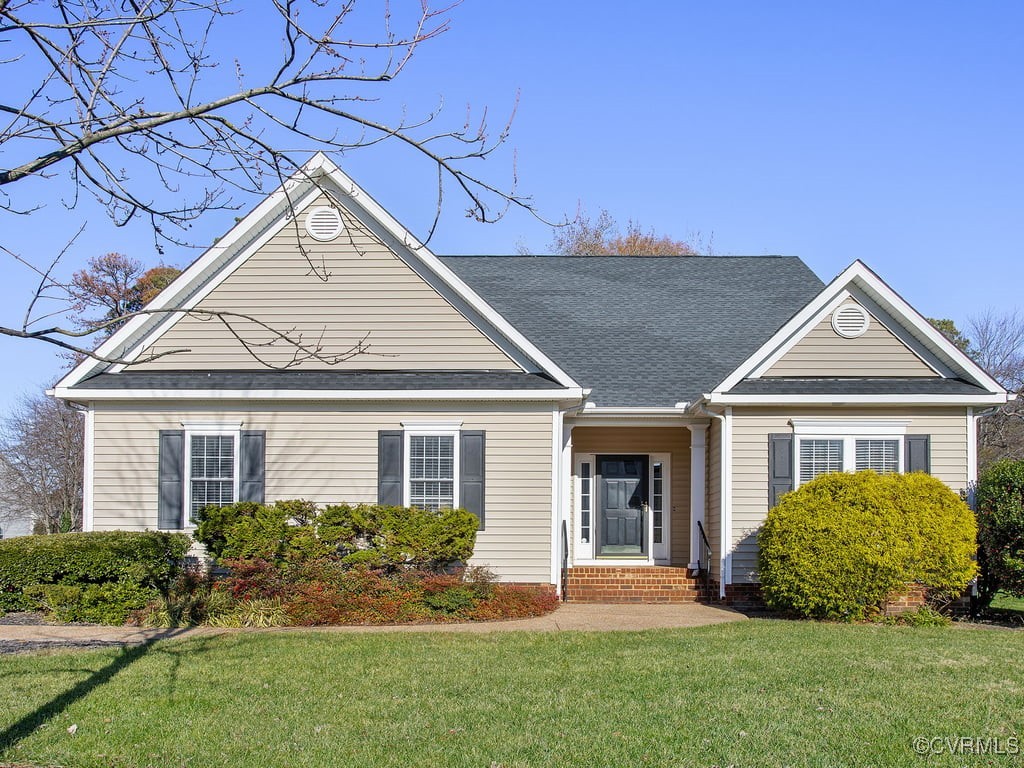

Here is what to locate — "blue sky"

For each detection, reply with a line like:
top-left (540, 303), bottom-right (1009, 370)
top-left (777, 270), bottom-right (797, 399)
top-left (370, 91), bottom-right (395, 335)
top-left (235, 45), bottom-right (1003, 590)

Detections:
top-left (1, 1), bottom-right (1022, 410)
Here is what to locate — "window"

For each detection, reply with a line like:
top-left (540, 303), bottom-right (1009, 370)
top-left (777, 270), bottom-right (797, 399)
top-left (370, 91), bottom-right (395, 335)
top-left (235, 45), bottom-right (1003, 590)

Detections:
top-left (402, 424), bottom-right (461, 511)
top-left (855, 439), bottom-right (899, 474)
top-left (580, 462), bottom-right (592, 544)
top-left (652, 461), bottom-right (664, 545)
top-left (188, 434), bottom-right (237, 520)
top-left (799, 439), bottom-right (843, 483)
top-left (792, 420), bottom-right (910, 487)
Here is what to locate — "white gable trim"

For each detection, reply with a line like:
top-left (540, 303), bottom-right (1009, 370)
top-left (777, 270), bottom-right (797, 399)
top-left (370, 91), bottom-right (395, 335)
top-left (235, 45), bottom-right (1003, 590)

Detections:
top-left (713, 260), bottom-right (1007, 396)
top-left (56, 154), bottom-right (581, 391)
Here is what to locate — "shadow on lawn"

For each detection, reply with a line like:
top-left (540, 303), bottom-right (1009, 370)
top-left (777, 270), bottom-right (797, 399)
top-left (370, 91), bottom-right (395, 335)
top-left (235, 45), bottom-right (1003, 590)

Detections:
top-left (0, 630), bottom-right (200, 753)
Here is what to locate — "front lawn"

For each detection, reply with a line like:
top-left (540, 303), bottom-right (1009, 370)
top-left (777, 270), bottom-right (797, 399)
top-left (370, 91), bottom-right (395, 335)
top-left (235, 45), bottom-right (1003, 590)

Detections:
top-left (1, 620), bottom-right (1022, 767)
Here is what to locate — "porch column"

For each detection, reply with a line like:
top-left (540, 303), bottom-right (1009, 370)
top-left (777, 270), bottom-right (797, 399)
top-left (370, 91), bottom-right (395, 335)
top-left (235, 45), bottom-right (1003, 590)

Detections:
top-left (687, 424), bottom-right (708, 570)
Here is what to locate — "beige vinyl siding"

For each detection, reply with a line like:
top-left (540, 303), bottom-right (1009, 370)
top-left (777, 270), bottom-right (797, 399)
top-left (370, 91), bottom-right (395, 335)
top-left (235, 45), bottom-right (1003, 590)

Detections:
top-left (706, 418), bottom-right (722, 581)
top-left (91, 402), bottom-right (553, 583)
top-left (571, 427), bottom-right (691, 567)
top-left (135, 200), bottom-right (517, 371)
top-left (728, 406), bottom-right (969, 583)
top-left (765, 305), bottom-right (937, 377)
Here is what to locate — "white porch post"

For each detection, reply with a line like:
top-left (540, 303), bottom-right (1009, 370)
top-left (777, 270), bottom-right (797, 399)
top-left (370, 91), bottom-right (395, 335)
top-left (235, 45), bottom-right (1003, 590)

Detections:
top-left (687, 424), bottom-right (708, 569)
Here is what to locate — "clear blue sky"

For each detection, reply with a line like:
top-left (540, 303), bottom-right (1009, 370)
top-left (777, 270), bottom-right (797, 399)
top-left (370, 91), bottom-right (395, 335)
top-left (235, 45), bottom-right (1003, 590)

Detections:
top-left (2, 1), bottom-right (1021, 410)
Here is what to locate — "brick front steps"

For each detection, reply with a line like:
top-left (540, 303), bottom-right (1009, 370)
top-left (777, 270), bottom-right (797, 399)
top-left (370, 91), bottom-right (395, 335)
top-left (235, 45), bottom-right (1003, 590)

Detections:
top-left (565, 566), bottom-right (710, 603)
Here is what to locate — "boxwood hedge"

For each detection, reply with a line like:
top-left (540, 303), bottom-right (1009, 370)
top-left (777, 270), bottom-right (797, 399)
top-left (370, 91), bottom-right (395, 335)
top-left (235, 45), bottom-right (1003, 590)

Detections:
top-left (0, 531), bottom-right (191, 613)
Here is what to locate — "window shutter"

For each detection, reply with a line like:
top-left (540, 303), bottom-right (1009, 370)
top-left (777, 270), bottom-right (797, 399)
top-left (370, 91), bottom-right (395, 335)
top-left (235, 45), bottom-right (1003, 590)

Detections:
top-left (905, 434), bottom-right (931, 474)
top-left (239, 430), bottom-right (266, 503)
top-left (378, 430), bottom-right (404, 506)
top-left (158, 430), bottom-right (185, 530)
top-left (768, 433), bottom-right (794, 508)
top-left (460, 430), bottom-right (486, 529)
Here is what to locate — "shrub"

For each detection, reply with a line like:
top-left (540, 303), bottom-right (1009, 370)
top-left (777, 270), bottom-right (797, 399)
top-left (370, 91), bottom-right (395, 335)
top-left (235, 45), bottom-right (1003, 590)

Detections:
top-left (27, 581), bottom-right (159, 625)
top-left (0, 531), bottom-right (191, 613)
top-left (975, 459), bottom-right (1024, 605)
top-left (758, 471), bottom-right (977, 621)
top-left (193, 500), bottom-right (478, 571)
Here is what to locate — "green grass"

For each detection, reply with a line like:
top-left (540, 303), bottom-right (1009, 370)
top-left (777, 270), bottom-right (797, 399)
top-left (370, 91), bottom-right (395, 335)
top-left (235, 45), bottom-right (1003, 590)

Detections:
top-left (1, 620), bottom-right (1023, 767)
top-left (991, 591), bottom-right (1024, 613)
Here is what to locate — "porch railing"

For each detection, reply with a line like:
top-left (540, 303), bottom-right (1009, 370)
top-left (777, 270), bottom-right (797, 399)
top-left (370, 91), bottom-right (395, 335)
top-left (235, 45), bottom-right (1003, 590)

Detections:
top-left (560, 519), bottom-right (569, 602)
top-left (696, 519), bottom-right (713, 598)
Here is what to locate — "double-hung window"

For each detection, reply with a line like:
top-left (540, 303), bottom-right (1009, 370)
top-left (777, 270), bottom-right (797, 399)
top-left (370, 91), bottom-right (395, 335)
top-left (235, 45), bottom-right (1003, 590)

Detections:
top-left (792, 420), bottom-right (909, 487)
top-left (183, 424), bottom-right (241, 523)
top-left (403, 424), bottom-right (460, 511)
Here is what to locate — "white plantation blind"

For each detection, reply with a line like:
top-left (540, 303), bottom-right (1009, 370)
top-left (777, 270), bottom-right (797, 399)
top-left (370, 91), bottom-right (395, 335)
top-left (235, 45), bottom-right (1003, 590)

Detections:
top-left (409, 434), bottom-right (455, 511)
top-left (799, 439), bottom-right (843, 483)
top-left (190, 435), bottom-right (235, 518)
top-left (855, 439), bottom-right (899, 474)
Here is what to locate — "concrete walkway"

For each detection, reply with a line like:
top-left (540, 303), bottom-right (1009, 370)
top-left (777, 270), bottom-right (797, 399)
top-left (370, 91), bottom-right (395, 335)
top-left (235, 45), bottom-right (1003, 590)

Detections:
top-left (0, 603), bottom-right (745, 650)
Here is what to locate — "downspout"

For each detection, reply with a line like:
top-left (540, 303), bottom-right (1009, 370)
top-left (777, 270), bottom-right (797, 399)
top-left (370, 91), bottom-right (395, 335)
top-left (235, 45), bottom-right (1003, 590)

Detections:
top-left (693, 400), bottom-right (731, 599)
top-left (552, 398), bottom-right (589, 598)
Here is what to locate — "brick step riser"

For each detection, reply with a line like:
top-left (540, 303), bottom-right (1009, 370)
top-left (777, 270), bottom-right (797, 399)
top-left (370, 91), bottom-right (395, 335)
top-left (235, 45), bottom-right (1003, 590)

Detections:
top-left (565, 568), bottom-right (711, 603)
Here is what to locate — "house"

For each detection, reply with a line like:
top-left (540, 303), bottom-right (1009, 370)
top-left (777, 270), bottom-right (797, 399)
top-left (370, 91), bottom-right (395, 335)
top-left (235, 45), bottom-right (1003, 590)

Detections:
top-left (52, 154), bottom-right (1011, 603)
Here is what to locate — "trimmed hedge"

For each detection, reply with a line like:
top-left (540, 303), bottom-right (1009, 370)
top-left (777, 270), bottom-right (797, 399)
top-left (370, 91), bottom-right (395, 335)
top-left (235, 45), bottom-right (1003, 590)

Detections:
top-left (0, 531), bottom-right (191, 613)
top-left (975, 459), bottom-right (1024, 605)
top-left (194, 500), bottom-right (478, 571)
top-left (758, 471), bottom-right (977, 620)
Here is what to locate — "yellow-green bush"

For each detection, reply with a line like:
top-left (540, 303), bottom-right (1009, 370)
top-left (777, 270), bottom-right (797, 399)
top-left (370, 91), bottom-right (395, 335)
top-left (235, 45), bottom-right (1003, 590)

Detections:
top-left (758, 471), bottom-right (976, 620)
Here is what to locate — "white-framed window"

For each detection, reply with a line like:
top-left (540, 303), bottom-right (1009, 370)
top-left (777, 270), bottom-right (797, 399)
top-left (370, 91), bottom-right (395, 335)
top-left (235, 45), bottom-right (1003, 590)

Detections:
top-left (791, 420), bottom-right (909, 487)
top-left (402, 423), bottom-right (461, 511)
top-left (182, 422), bottom-right (241, 523)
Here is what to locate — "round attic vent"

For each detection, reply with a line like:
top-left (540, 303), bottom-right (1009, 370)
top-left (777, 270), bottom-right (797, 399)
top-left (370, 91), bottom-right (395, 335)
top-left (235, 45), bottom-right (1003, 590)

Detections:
top-left (831, 303), bottom-right (870, 338)
top-left (304, 206), bottom-right (345, 241)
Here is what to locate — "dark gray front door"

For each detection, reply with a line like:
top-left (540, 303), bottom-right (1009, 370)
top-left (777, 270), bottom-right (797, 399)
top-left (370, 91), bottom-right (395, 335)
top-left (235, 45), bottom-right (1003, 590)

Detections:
top-left (598, 455), bottom-right (648, 556)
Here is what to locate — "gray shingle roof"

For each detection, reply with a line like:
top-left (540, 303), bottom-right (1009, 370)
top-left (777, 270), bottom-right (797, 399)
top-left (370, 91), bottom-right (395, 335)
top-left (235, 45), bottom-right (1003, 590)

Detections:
top-left (76, 370), bottom-right (560, 391)
top-left (441, 256), bottom-right (824, 406)
top-left (730, 378), bottom-right (990, 396)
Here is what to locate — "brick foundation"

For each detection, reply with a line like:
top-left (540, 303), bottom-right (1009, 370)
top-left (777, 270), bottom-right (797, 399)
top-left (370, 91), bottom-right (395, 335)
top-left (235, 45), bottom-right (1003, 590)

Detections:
top-left (565, 566), bottom-right (711, 603)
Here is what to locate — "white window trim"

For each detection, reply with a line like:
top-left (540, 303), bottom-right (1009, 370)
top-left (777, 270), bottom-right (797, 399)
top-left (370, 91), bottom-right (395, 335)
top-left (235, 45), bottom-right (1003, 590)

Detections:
top-left (401, 423), bottom-right (461, 509)
top-left (574, 453), bottom-right (596, 562)
top-left (182, 423), bottom-right (241, 528)
top-left (793, 421), bottom-right (908, 488)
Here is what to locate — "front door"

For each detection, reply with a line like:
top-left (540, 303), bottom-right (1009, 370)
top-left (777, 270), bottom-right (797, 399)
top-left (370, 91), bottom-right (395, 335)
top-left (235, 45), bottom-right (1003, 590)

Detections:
top-left (598, 455), bottom-right (648, 556)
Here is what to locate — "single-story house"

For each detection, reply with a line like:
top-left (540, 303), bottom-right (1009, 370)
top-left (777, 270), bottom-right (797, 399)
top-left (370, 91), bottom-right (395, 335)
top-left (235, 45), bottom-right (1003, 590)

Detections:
top-left (52, 154), bottom-right (1011, 602)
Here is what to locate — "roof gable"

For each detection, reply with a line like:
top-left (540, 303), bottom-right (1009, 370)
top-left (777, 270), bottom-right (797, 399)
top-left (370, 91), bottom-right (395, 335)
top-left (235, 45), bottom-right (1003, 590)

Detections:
top-left (711, 260), bottom-right (1009, 402)
top-left (55, 155), bottom-right (580, 393)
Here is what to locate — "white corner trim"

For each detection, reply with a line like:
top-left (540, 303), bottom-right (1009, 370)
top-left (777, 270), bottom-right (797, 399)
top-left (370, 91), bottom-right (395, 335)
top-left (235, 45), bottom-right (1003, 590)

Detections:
top-left (790, 419), bottom-right (911, 436)
top-left (550, 408), bottom-right (563, 589)
top-left (82, 407), bottom-right (95, 532)
top-left (967, 407), bottom-right (978, 486)
top-left (722, 407), bottom-right (733, 590)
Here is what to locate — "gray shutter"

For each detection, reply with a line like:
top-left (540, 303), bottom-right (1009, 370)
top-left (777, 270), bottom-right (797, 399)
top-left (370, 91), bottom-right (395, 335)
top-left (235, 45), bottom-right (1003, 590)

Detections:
top-left (158, 430), bottom-right (185, 530)
top-left (460, 430), bottom-right (486, 529)
top-left (905, 434), bottom-right (931, 474)
top-left (378, 430), bottom-right (404, 506)
top-left (239, 430), bottom-right (266, 503)
top-left (768, 433), bottom-right (794, 508)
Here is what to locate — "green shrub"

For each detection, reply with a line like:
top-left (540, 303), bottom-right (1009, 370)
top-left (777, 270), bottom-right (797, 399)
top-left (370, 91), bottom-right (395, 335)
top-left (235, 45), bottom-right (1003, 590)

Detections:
top-left (975, 460), bottom-right (1024, 606)
top-left (758, 471), bottom-right (977, 621)
top-left (0, 531), bottom-right (191, 613)
top-left (882, 606), bottom-right (952, 627)
top-left (194, 500), bottom-right (477, 571)
top-left (25, 581), bottom-right (159, 625)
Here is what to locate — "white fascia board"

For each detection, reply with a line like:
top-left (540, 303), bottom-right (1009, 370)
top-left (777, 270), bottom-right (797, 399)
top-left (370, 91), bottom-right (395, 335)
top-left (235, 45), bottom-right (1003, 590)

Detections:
top-left (57, 168), bottom-right (320, 389)
top-left (713, 260), bottom-right (1007, 396)
top-left (705, 392), bottom-right (1009, 406)
top-left (52, 386), bottom-right (587, 403)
